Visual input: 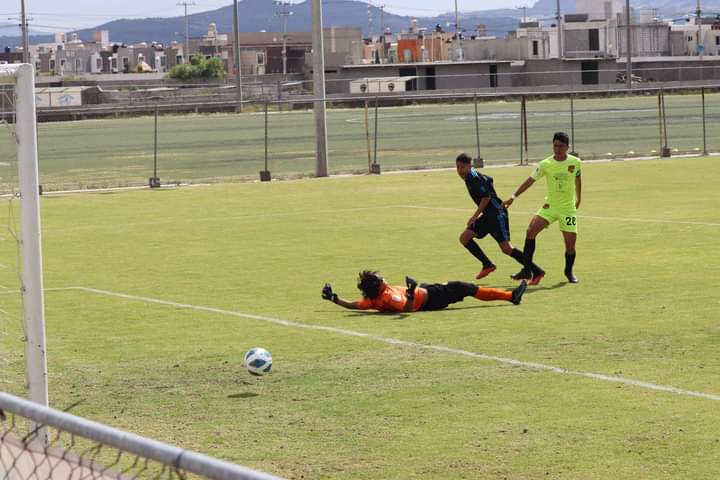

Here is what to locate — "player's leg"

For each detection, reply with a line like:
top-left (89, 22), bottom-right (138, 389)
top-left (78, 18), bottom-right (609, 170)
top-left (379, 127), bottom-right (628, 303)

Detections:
top-left (513, 214), bottom-right (549, 283)
top-left (459, 227), bottom-right (495, 279)
top-left (442, 281), bottom-right (526, 305)
top-left (561, 230), bottom-right (579, 283)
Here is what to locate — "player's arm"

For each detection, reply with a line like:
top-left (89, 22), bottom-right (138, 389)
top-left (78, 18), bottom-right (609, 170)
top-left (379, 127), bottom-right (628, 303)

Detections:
top-left (468, 197), bottom-right (491, 227)
top-left (404, 276), bottom-right (418, 312)
top-left (575, 173), bottom-right (582, 209)
top-left (503, 177), bottom-right (535, 208)
top-left (321, 284), bottom-right (362, 310)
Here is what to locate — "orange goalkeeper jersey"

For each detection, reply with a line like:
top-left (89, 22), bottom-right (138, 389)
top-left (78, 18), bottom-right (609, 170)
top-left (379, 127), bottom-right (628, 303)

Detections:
top-left (355, 285), bottom-right (427, 313)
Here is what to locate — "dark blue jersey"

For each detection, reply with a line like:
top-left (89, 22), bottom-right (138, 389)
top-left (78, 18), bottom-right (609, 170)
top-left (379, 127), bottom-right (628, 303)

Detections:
top-left (465, 170), bottom-right (504, 219)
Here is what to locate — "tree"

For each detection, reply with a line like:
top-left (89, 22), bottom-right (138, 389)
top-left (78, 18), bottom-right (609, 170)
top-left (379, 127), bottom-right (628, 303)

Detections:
top-left (168, 55), bottom-right (226, 80)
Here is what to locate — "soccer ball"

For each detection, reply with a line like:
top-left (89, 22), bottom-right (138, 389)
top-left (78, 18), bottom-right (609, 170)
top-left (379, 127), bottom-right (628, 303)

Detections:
top-left (244, 347), bottom-right (273, 376)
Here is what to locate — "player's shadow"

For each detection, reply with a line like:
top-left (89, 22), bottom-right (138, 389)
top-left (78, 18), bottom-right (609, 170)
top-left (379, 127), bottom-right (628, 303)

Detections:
top-left (524, 282), bottom-right (568, 293)
top-left (336, 304), bottom-right (511, 320)
top-left (228, 392), bottom-right (259, 399)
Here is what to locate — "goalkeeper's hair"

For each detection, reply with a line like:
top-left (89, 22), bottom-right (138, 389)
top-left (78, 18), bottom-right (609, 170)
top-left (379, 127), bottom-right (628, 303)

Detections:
top-left (553, 131), bottom-right (570, 146)
top-left (357, 270), bottom-right (384, 299)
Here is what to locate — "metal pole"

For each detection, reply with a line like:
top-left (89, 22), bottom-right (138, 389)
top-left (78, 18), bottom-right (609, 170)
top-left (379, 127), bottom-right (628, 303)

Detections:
top-left (570, 94), bottom-right (576, 155)
top-left (661, 90), bottom-right (669, 151)
top-left (178, 1), bottom-right (196, 64)
top-left (15, 64), bottom-right (49, 444)
top-left (556, 0), bottom-right (562, 59)
top-left (454, 0), bottom-right (461, 61)
top-left (154, 107), bottom-right (158, 179)
top-left (373, 95), bottom-right (379, 168)
top-left (20, 0), bottom-right (29, 64)
top-left (282, 13), bottom-right (288, 76)
top-left (657, 90), bottom-right (663, 156)
top-left (312, 0), bottom-right (329, 177)
top-left (232, 0), bottom-right (244, 111)
top-left (702, 87), bottom-right (708, 155)
top-left (364, 99), bottom-right (372, 172)
top-left (522, 96), bottom-right (529, 165)
top-left (626, 0), bottom-right (632, 88)
top-left (265, 101), bottom-right (269, 171)
top-left (474, 92), bottom-right (483, 167)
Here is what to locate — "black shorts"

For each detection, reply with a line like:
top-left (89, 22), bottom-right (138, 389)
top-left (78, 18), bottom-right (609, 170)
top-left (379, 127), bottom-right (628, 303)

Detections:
top-left (472, 210), bottom-right (510, 244)
top-left (419, 282), bottom-right (478, 311)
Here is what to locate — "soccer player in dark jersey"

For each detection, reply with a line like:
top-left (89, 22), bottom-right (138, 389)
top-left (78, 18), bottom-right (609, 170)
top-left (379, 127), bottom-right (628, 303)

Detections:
top-left (456, 153), bottom-right (542, 280)
top-left (322, 271), bottom-right (528, 313)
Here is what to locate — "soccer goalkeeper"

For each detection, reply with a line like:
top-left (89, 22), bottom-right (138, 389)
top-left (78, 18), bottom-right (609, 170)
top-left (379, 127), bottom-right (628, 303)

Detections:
top-left (322, 270), bottom-right (527, 313)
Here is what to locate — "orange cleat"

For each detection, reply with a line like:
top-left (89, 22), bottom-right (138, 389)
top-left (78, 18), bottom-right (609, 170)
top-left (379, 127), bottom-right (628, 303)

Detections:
top-left (476, 265), bottom-right (497, 280)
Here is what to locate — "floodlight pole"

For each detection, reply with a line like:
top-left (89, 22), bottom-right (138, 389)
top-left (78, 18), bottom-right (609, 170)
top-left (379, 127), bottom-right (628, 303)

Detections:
top-left (12, 64), bottom-right (49, 443)
top-left (312, 0), bottom-right (329, 177)
top-left (556, 0), bottom-right (562, 59)
top-left (454, 0), bottom-right (461, 60)
top-left (232, 0), bottom-right (244, 111)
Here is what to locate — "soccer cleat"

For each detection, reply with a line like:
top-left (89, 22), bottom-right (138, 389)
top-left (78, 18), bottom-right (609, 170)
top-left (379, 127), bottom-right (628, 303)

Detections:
top-left (511, 280), bottom-right (528, 305)
top-left (529, 269), bottom-right (545, 286)
top-left (565, 270), bottom-right (579, 284)
top-left (511, 268), bottom-right (532, 281)
top-left (476, 265), bottom-right (497, 280)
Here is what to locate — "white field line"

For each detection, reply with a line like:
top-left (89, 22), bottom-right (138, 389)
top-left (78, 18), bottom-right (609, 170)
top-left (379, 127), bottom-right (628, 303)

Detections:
top-left (52, 285), bottom-right (720, 403)
top-left (397, 205), bottom-right (720, 227)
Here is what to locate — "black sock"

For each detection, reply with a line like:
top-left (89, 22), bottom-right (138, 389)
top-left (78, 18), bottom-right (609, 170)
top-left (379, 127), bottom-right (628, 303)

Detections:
top-left (465, 241), bottom-right (493, 268)
top-left (510, 248), bottom-right (525, 266)
top-left (523, 238), bottom-right (536, 269)
top-left (565, 252), bottom-right (576, 273)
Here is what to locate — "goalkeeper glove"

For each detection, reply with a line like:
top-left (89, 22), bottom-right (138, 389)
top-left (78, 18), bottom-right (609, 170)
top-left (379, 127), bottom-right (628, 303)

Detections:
top-left (322, 283), bottom-right (338, 303)
top-left (405, 276), bottom-right (417, 299)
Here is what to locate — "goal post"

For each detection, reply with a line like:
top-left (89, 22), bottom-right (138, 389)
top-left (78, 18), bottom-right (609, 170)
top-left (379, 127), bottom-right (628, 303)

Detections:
top-left (0, 64), bottom-right (48, 422)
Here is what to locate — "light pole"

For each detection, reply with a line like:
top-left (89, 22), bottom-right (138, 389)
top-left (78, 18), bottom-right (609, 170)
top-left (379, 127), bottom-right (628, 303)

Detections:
top-left (20, 0), bottom-right (29, 64)
top-left (626, 0), bottom-right (632, 88)
top-left (556, 0), bottom-right (562, 58)
top-left (232, 0), bottom-right (243, 110)
top-left (178, 1), bottom-right (195, 64)
top-left (454, 0), bottom-right (461, 60)
top-left (312, 0), bottom-right (329, 177)
top-left (275, 1), bottom-right (293, 77)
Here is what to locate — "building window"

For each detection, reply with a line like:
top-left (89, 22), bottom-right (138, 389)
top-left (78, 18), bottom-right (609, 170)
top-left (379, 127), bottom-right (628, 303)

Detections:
top-left (688, 36), bottom-right (694, 42)
top-left (122, 57), bottom-right (129, 73)
top-left (96, 57), bottom-right (102, 70)
top-left (256, 52), bottom-right (265, 66)
top-left (49, 59), bottom-right (55, 71)
top-left (532, 40), bottom-right (539, 56)
top-left (176, 54), bottom-right (183, 65)
top-left (716, 36), bottom-right (720, 45)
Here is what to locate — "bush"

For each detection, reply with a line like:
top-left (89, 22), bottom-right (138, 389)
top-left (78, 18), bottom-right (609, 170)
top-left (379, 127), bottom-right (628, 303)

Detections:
top-left (168, 55), bottom-right (225, 81)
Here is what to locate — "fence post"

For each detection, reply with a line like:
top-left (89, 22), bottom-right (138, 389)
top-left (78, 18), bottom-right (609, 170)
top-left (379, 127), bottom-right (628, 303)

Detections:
top-left (570, 94), bottom-right (577, 156)
top-left (702, 87), bottom-right (708, 156)
top-left (371, 95), bottom-right (381, 174)
top-left (473, 92), bottom-right (484, 168)
top-left (364, 98), bottom-right (372, 173)
top-left (660, 89), bottom-right (671, 157)
top-left (520, 95), bottom-right (529, 166)
top-left (149, 105), bottom-right (161, 188)
top-left (260, 101), bottom-right (271, 181)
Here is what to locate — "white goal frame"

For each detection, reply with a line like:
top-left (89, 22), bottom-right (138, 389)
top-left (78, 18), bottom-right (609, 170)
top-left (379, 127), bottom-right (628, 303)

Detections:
top-left (0, 64), bottom-right (48, 425)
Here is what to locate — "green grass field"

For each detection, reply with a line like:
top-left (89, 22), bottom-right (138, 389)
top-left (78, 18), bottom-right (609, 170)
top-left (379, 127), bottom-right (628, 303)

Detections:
top-left (1, 156), bottom-right (719, 479)
top-left (3, 91), bottom-right (720, 191)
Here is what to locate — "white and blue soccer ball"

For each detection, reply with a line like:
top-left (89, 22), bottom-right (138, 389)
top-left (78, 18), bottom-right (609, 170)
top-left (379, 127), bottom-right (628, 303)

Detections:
top-left (244, 347), bottom-right (273, 376)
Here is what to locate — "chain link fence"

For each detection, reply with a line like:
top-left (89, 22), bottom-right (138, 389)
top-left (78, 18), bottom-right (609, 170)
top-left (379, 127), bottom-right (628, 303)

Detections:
top-left (2, 83), bottom-right (720, 192)
top-left (0, 392), bottom-right (282, 480)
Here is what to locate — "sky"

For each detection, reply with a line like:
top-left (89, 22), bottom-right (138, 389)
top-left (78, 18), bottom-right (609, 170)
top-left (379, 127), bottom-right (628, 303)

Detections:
top-left (0, 1), bottom-right (526, 34)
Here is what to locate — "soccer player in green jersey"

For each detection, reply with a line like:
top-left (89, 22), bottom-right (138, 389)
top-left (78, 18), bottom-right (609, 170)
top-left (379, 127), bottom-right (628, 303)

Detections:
top-left (503, 132), bottom-right (582, 285)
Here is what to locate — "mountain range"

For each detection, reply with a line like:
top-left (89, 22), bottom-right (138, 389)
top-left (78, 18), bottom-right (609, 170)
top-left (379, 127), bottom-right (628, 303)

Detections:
top-left (1, 0), bottom-right (719, 51)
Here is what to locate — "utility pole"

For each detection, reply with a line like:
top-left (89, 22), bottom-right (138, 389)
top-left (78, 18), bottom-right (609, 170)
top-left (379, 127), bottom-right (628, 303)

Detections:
top-left (379, 4), bottom-right (385, 35)
top-left (312, 0), bottom-right (329, 177)
top-left (232, 0), bottom-right (243, 110)
top-left (556, 0), bottom-right (562, 59)
top-left (367, 1), bottom-right (373, 38)
top-left (697, 0), bottom-right (703, 58)
top-left (518, 5), bottom-right (528, 23)
top-left (20, 0), bottom-right (29, 64)
top-left (454, 0), bottom-right (461, 60)
top-left (626, 0), bottom-right (632, 88)
top-left (178, 1), bottom-right (195, 64)
top-left (275, 1), bottom-right (293, 77)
